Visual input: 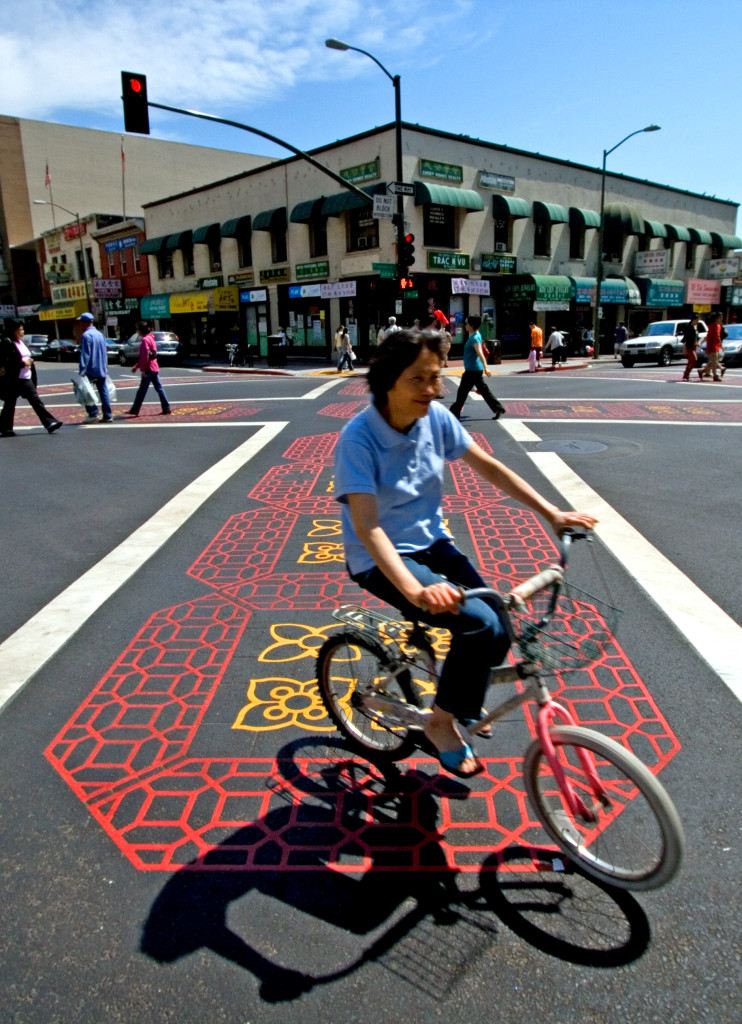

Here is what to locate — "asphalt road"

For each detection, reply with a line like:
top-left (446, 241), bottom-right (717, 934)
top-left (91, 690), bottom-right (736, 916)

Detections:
top-left (1, 360), bottom-right (740, 1024)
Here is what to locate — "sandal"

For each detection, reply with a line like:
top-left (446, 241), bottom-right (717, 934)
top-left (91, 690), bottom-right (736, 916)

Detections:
top-left (438, 744), bottom-right (485, 780)
top-left (461, 716), bottom-right (492, 739)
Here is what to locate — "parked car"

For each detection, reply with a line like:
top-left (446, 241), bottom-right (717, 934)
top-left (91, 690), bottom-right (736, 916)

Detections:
top-left (619, 319), bottom-right (708, 368)
top-left (119, 331), bottom-right (181, 366)
top-left (23, 334), bottom-right (49, 358)
top-left (41, 338), bottom-right (80, 361)
top-left (720, 323), bottom-right (742, 366)
top-left (105, 338), bottom-right (123, 360)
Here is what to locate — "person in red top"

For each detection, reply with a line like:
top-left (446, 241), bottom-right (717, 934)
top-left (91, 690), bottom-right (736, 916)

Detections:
top-left (699, 312), bottom-right (726, 382)
top-left (126, 321), bottom-right (172, 416)
top-left (529, 321), bottom-right (543, 366)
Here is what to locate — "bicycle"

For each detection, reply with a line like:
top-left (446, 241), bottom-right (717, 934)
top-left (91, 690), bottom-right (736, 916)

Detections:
top-left (315, 530), bottom-right (684, 891)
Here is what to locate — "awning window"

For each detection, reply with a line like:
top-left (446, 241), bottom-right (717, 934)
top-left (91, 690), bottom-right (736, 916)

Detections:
top-left (711, 231), bottom-right (742, 249)
top-left (569, 207), bottom-right (600, 229)
top-left (687, 227), bottom-right (712, 245)
top-left (664, 224), bottom-right (691, 242)
top-left (603, 203), bottom-right (644, 235)
top-left (600, 277), bottom-right (641, 304)
top-left (493, 195), bottom-right (531, 219)
top-left (192, 223), bottom-right (220, 245)
top-left (644, 220), bottom-right (668, 238)
top-left (290, 198), bottom-right (326, 224)
top-left (500, 274), bottom-right (572, 303)
top-left (321, 185), bottom-right (380, 217)
top-left (414, 182), bottom-right (484, 211)
top-left (221, 215), bottom-right (251, 238)
top-left (139, 235), bottom-right (168, 254)
top-left (164, 230), bottom-right (192, 251)
top-left (533, 201), bottom-right (569, 224)
top-left (252, 207), bottom-right (288, 232)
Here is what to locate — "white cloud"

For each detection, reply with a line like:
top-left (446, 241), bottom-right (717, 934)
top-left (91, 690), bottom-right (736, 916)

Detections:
top-left (0, 0), bottom-right (480, 121)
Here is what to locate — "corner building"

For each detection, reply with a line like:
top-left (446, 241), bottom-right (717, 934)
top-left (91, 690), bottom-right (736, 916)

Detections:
top-left (140, 122), bottom-right (740, 361)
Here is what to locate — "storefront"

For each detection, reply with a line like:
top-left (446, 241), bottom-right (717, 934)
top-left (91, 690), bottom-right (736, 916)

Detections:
top-left (38, 297), bottom-right (89, 334)
top-left (495, 274), bottom-right (573, 356)
top-left (631, 278), bottom-right (685, 334)
top-left (140, 286), bottom-right (240, 358)
top-left (568, 276), bottom-right (642, 346)
top-left (239, 287), bottom-right (270, 360)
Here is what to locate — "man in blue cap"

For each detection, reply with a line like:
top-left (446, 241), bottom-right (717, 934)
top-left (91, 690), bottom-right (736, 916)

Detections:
top-left (77, 312), bottom-right (112, 422)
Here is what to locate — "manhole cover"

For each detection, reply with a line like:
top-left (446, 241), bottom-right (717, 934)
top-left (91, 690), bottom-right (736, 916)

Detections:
top-left (536, 440), bottom-right (608, 454)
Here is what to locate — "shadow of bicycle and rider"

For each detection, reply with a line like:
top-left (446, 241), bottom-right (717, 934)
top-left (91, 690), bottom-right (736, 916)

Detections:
top-left (140, 737), bottom-right (651, 1003)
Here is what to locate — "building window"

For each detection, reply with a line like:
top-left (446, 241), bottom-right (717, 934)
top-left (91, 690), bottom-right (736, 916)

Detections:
top-left (534, 219), bottom-right (551, 257)
top-left (347, 207), bottom-right (379, 252)
top-left (108, 252), bottom-right (116, 275)
top-left (133, 250), bottom-right (141, 273)
top-left (208, 239), bottom-right (221, 272)
top-left (182, 245), bottom-right (194, 276)
top-left (569, 225), bottom-right (585, 260)
top-left (85, 247), bottom-right (95, 278)
top-left (157, 251), bottom-right (174, 279)
top-left (423, 204), bottom-right (456, 249)
top-left (494, 215), bottom-right (512, 253)
top-left (120, 251), bottom-right (127, 276)
top-left (685, 242), bottom-right (697, 271)
top-left (603, 229), bottom-right (624, 262)
top-left (238, 232), bottom-right (252, 268)
top-left (270, 228), bottom-right (287, 264)
top-left (309, 217), bottom-right (328, 258)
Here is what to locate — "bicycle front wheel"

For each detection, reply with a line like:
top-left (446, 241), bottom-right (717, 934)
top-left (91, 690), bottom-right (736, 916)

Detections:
top-left (316, 630), bottom-right (419, 761)
top-left (524, 726), bottom-right (684, 890)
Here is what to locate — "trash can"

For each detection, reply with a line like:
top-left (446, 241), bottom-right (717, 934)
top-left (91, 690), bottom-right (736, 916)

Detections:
top-left (267, 335), bottom-right (286, 367)
top-left (491, 339), bottom-right (502, 365)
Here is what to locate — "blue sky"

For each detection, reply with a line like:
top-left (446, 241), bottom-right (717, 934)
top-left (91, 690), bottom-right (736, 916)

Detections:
top-left (3, 0), bottom-right (741, 229)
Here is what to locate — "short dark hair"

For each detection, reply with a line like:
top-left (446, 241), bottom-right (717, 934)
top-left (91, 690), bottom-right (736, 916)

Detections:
top-left (466, 314), bottom-right (481, 330)
top-left (367, 329), bottom-right (445, 407)
top-left (136, 320), bottom-right (150, 333)
top-left (9, 320), bottom-right (23, 333)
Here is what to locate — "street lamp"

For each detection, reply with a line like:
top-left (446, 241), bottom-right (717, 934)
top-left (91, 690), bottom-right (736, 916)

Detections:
top-left (592, 124), bottom-right (660, 359)
top-left (33, 199), bottom-right (92, 310)
top-left (325, 38), bottom-right (405, 276)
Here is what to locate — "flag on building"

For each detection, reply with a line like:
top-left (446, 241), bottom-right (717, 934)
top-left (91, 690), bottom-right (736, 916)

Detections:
top-left (121, 139), bottom-right (125, 172)
top-left (45, 161), bottom-right (51, 188)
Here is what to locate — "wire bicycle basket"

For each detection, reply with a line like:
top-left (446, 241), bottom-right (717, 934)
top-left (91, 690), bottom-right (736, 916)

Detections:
top-left (511, 581), bottom-right (622, 673)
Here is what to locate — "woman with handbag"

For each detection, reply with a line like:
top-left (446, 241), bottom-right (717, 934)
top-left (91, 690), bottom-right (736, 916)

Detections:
top-left (0, 322), bottom-right (62, 436)
top-left (126, 321), bottom-right (172, 417)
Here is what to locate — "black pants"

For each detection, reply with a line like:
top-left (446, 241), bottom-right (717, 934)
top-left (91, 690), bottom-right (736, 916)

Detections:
top-left (450, 370), bottom-right (504, 419)
top-left (0, 378), bottom-right (56, 432)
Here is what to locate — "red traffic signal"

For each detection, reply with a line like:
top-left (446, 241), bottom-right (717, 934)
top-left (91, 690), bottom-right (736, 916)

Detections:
top-left (399, 232), bottom-right (415, 269)
top-left (121, 71), bottom-right (150, 135)
top-left (400, 276), bottom-right (414, 290)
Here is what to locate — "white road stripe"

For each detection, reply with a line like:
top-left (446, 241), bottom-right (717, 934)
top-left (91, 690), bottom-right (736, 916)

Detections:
top-left (0, 421), bottom-right (287, 713)
top-left (499, 418), bottom-right (742, 702)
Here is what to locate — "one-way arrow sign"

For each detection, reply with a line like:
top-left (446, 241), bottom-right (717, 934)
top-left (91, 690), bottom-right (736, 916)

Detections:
top-left (387, 181), bottom-right (415, 196)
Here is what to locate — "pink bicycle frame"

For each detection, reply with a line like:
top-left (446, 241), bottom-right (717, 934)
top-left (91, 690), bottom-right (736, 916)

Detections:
top-left (536, 700), bottom-right (607, 822)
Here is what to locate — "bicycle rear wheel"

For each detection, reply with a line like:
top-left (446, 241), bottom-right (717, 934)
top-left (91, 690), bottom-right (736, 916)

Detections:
top-left (524, 726), bottom-right (684, 890)
top-left (316, 630), bottom-right (419, 761)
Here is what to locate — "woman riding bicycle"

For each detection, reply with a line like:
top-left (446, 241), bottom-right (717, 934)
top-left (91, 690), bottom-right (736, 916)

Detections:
top-left (334, 328), bottom-right (596, 778)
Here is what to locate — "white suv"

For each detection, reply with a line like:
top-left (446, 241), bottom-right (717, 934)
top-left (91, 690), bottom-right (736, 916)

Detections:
top-left (620, 319), bottom-right (707, 368)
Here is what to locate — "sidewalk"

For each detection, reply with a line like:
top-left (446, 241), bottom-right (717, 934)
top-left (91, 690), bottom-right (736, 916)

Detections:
top-left (200, 354), bottom-right (597, 378)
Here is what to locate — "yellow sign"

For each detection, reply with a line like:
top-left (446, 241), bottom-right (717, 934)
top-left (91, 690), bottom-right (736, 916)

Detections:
top-left (693, 304), bottom-right (711, 313)
top-left (170, 291), bottom-right (209, 313)
top-left (39, 299), bottom-right (88, 321)
top-left (212, 286), bottom-right (239, 312)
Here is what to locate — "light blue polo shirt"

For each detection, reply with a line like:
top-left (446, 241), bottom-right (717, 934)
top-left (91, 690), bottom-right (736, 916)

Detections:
top-left (334, 400), bottom-right (473, 575)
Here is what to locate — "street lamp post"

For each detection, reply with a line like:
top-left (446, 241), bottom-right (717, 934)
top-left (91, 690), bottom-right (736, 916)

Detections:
top-left (325, 38), bottom-right (405, 276)
top-left (33, 199), bottom-right (92, 311)
top-left (591, 125), bottom-right (660, 359)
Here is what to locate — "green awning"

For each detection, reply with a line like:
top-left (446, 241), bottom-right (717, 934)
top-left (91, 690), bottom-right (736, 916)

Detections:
top-left (603, 203), bottom-right (644, 235)
top-left (164, 230), bottom-right (192, 251)
top-left (570, 277), bottom-right (596, 303)
top-left (414, 182), bottom-right (484, 211)
top-left (687, 227), bottom-right (712, 245)
top-left (493, 195), bottom-right (532, 219)
top-left (221, 215), bottom-right (251, 238)
top-left (665, 224), bottom-right (691, 242)
top-left (321, 185), bottom-right (380, 217)
top-left (139, 235), bottom-right (168, 254)
top-left (636, 278), bottom-right (685, 306)
top-left (533, 201), bottom-right (569, 224)
top-left (252, 207), bottom-right (288, 232)
top-left (569, 207), bottom-right (601, 229)
top-left (192, 222), bottom-right (220, 244)
top-left (290, 198), bottom-right (326, 224)
top-left (711, 231), bottom-right (742, 249)
top-left (500, 274), bottom-right (573, 303)
top-left (600, 277), bottom-right (641, 304)
top-left (644, 220), bottom-right (667, 238)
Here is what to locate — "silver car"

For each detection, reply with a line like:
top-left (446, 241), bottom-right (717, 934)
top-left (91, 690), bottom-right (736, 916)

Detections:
top-left (119, 331), bottom-right (181, 366)
top-left (620, 319), bottom-right (707, 368)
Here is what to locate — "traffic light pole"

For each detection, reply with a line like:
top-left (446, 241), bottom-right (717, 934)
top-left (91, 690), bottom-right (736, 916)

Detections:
top-left (145, 100), bottom-right (374, 208)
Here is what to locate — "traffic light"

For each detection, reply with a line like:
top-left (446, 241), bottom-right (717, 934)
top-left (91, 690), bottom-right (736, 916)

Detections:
top-left (400, 275), bottom-right (414, 290)
top-left (121, 71), bottom-right (150, 134)
top-left (399, 232), bottom-right (415, 269)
